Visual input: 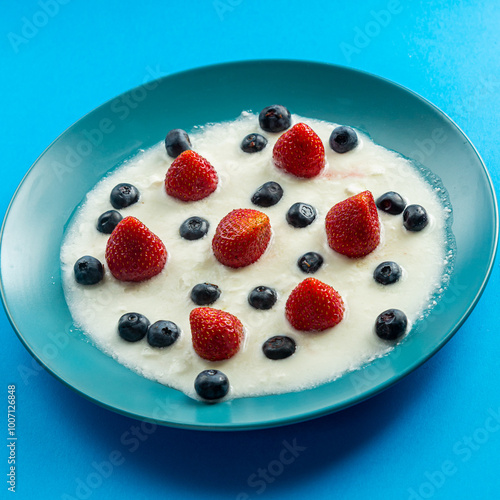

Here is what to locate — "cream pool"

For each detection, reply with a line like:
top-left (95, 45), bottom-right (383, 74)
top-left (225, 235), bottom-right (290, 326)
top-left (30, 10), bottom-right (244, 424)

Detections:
top-left (60, 112), bottom-right (454, 400)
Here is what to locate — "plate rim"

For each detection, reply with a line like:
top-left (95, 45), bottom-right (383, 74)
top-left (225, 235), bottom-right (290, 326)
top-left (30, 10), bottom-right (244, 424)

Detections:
top-left (1, 59), bottom-right (498, 431)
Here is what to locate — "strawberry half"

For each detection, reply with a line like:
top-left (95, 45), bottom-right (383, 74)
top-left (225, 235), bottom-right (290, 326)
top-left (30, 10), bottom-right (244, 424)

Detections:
top-left (212, 208), bottom-right (272, 268)
top-left (272, 122), bottom-right (325, 178)
top-left (165, 150), bottom-right (218, 201)
top-left (285, 277), bottom-right (344, 332)
top-left (105, 216), bottom-right (167, 282)
top-left (325, 190), bottom-right (380, 258)
top-left (190, 307), bottom-right (244, 361)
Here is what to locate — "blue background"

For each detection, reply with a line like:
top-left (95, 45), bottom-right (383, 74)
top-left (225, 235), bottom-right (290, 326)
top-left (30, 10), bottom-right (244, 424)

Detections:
top-left (1, 1), bottom-right (499, 499)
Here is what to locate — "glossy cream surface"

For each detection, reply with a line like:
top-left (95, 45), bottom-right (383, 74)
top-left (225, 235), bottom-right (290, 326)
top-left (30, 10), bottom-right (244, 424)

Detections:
top-left (61, 112), bottom-right (452, 400)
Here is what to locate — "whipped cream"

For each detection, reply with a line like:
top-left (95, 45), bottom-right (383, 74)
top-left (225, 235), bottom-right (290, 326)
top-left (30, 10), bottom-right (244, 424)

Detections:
top-left (60, 112), bottom-right (453, 400)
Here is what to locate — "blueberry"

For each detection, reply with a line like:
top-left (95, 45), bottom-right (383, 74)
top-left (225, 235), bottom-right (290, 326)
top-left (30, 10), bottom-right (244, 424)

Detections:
top-left (375, 309), bottom-right (408, 341)
top-left (241, 133), bottom-right (268, 153)
top-left (262, 336), bottom-right (296, 360)
top-left (179, 216), bottom-right (209, 240)
top-left (403, 204), bottom-right (429, 231)
top-left (110, 183), bottom-right (140, 209)
top-left (96, 210), bottom-right (123, 234)
top-left (165, 129), bottom-right (192, 158)
top-left (191, 283), bottom-right (221, 305)
top-left (259, 105), bottom-right (292, 133)
top-left (118, 313), bottom-right (150, 342)
top-left (329, 126), bottom-right (358, 153)
top-left (376, 191), bottom-right (406, 215)
top-left (248, 286), bottom-right (278, 310)
top-left (297, 252), bottom-right (324, 274)
top-left (74, 256), bottom-right (104, 285)
top-left (194, 370), bottom-right (230, 401)
top-left (147, 320), bottom-right (180, 348)
top-left (286, 202), bottom-right (317, 228)
top-left (251, 181), bottom-right (284, 207)
top-left (373, 261), bottom-right (402, 285)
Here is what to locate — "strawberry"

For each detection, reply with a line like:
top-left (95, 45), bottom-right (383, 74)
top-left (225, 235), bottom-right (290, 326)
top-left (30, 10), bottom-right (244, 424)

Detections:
top-left (165, 150), bottom-right (218, 201)
top-left (325, 190), bottom-right (380, 258)
top-left (272, 122), bottom-right (325, 178)
top-left (190, 307), bottom-right (244, 361)
top-left (212, 208), bottom-right (272, 268)
top-left (105, 216), bottom-right (167, 282)
top-left (285, 277), bottom-right (344, 332)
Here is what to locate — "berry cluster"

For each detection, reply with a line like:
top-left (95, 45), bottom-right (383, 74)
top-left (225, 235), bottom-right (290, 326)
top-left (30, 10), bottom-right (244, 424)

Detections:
top-left (72, 104), bottom-right (431, 402)
top-left (118, 312), bottom-right (180, 347)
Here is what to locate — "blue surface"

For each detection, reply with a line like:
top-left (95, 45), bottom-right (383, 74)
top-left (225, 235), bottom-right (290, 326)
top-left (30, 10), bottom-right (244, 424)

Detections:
top-left (1, 0), bottom-right (499, 498)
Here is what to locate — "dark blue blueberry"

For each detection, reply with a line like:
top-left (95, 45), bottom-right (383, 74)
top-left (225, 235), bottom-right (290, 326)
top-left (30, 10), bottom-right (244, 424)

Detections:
top-left (262, 336), bottom-right (296, 360)
top-left (403, 204), bottom-right (429, 231)
top-left (297, 252), bottom-right (323, 274)
top-left (118, 313), bottom-right (150, 342)
top-left (241, 133), bottom-right (268, 153)
top-left (251, 181), bottom-right (284, 207)
top-left (375, 309), bottom-right (408, 341)
top-left (373, 261), bottom-right (402, 285)
top-left (248, 286), bottom-right (278, 310)
top-left (179, 216), bottom-right (209, 240)
top-left (329, 126), bottom-right (358, 153)
top-left (286, 202), bottom-right (317, 228)
top-left (376, 191), bottom-right (406, 215)
top-left (190, 283), bottom-right (221, 305)
top-left (110, 183), bottom-right (140, 209)
top-left (259, 105), bottom-right (292, 133)
top-left (147, 320), bottom-right (180, 348)
top-left (194, 370), bottom-right (230, 401)
top-left (74, 256), bottom-right (104, 285)
top-left (165, 129), bottom-right (192, 158)
top-left (96, 210), bottom-right (123, 234)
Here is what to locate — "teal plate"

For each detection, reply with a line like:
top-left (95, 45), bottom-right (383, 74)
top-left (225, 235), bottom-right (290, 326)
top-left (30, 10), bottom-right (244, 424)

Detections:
top-left (1, 61), bottom-right (498, 430)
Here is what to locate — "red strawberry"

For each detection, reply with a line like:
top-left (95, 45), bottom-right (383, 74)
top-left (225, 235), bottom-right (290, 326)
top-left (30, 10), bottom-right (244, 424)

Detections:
top-left (212, 208), bottom-right (272, 268)
top-left (325, 190), bottom-right (380, 258)
top-left (272, 122), bottom-right (325, 178)
top-left (105, 216), bottom-right (167, 282)
top-left (285, 278), bottom-right (344, 332)
top-left (165, 150), bottom-right (218, 201)
top-left (190, 307), bottom-right (244, 361)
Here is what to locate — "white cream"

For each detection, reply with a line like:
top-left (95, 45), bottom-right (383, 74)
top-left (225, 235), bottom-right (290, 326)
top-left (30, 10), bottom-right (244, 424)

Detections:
top-left (60, 112), bottom-right (453, 400)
